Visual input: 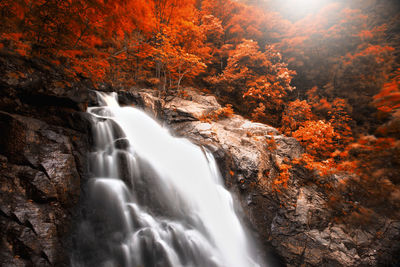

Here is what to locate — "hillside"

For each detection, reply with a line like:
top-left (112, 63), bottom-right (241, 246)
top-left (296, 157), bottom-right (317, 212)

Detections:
top-left (1, 0), bottom-right (400, 266)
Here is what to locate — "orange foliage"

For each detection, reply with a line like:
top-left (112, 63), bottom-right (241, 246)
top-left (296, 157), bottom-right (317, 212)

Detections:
top-left (374, 69), bottom-right (400, 114)
top-left (293, 120), bottom-right (337, 158)
top-left (199, 104), bottom-right (234, 122)
top-left (272, 163), bottom-right (291, 191)
top-left (328, 135), bottom-right (400, 220)
top-left (344, 44), bottom-right (394, 65)
top-left (266, 134), bottom-right (277, 151)
top-left (207, 39), bottom-right (295, 126)
top-left (0, 0), bottom-right (207, 86)
top-left (281, 99), bottom-right (314, 135)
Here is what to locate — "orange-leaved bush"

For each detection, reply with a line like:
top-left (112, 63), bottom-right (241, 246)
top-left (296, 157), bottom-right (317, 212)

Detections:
top-left (199, 104), bottom-right (234, 122)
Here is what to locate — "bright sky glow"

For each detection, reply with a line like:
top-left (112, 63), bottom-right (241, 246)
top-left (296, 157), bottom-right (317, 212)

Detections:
top-left (268, 0), bottom-right (333, 21)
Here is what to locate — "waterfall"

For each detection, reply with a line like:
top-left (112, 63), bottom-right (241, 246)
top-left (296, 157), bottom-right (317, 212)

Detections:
top-left (71, 92), bottom-right (264, 267)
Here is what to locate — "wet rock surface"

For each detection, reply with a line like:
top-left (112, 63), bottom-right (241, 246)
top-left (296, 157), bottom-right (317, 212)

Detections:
top-left (0, 53), bottom-right (91, 266)
top-left (123, 88), bottom-right (400, 267)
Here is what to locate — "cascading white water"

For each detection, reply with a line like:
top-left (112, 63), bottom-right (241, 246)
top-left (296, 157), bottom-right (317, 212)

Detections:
top-left (71, 92), bottom-right (264, 267)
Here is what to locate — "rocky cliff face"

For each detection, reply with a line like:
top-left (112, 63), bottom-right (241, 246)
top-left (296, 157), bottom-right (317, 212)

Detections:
top-left (1, 53), bottom-right (399, 266)
top-left (0, 54), bottom-right (91, 266)
top-left (120, 88), bottom-right (400, 267)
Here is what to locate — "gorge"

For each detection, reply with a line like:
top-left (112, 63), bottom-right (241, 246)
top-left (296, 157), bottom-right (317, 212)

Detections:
top-left (0, 54), bottom-right (399, 267)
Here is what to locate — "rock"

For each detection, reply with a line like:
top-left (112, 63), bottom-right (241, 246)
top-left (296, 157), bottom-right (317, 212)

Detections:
top-left (0, 52), bottom-right (90, 266)
top-left (116, 89), bottom-right (164, 119)
top-left (0, 111), bottom-right (80, 205)
top-left (113, 138), bottom-right (130, 150)
top-left (196, 122), bottom-right (213, 131)
top-left (122, 87), bottom-right (400, 267)
top-left (19, 167), bottom-right (58, 201)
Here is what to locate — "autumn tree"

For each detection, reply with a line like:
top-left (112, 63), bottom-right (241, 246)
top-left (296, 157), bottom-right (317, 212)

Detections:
top-left (199, 14), bottom-right (224, 75)
top-left (0, 0), bottom-right (149, 82)
top-left (280, 99), bottom-right (314, 135)
top-left (153, 27), bottom-right (207, 92)
top-left (206, 39), bottom-right (295, 126)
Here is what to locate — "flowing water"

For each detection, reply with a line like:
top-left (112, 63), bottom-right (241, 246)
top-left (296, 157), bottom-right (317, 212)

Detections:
top-left (71, 92), bottom-right (264, 267)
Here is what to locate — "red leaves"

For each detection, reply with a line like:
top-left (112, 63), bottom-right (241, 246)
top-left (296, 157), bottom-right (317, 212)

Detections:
top-left (374, 69), bottom-right (400, 114)
top-left (199, 104), bottom-right (234, 122)
top-left (211, 39), bottom-right (295, 125)
top-left (201, 15), bottom-right (224, 46)
top-left (293, 120), bottom-right (336, 158)
top-left (273, 163), bottom-right (291, 190)
top-left (266, 134), bottom-right (277, 151)
top-left (344, 44), bottom-right (395, 65)
top-left (281, 99), bottom-right (314, 135)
